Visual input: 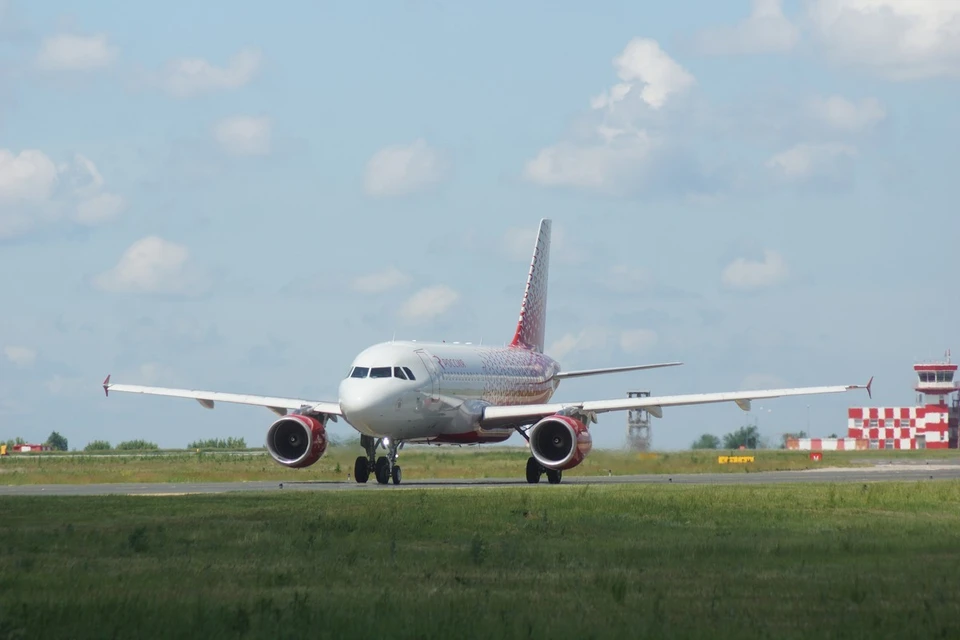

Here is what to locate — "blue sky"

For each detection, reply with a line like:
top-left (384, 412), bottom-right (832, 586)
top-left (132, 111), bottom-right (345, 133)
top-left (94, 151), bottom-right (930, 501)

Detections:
top-left (2, 0), bottom-right (959, 451)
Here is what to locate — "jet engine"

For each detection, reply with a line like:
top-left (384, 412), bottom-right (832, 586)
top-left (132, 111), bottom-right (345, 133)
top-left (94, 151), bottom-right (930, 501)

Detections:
top-left (265, 414), bottom-right (328, 468)
top-left (528, 414), bottom-right (593, 470)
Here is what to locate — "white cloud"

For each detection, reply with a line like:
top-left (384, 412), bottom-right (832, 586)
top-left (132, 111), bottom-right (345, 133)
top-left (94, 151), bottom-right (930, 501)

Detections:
top-left (721, 250), bottom-right (787, 290)
top-left (213, 115), bottom-right (271, 156)
top-left (525, 37), bottom-right (702, 195)
top-left (548, 327), bottom-right (610, 361)
top-left (351, 266), bottom-right (412, 294)
top-left (523, 131), bottom-right (658, 192)
top-left (364, 139), bottom-right (447, 197)
top-left (591, 38), bottom-right (695, 111)
top-left (0, 149), bottom-right (58, 203)
top-left (76, 192), bottom-right (126, 225)
top-left (808, 96), bottom-right (886, 132)
top-left (3, 346), bottom-right (36, 367)
top-left (694, 0), bottom-right (800, 55)
top-left (620, 329), bottom-right (659, 353)
top-left (36, 33), bottom-right (117, 71)
top-left (0, 150), bottom-right (123, 238)
top-left (159, 47), bottom-right (262, 98)
top-left (603, 265), bottom-right (654, 293)
top-left (807, 0), bottom-right (960, 79)
top-left (94, 236), bottom-right (207, 296)
top-left (398, 285), bottom-right (459, 322)
top-left (766, 142), bottom-right (858, 181)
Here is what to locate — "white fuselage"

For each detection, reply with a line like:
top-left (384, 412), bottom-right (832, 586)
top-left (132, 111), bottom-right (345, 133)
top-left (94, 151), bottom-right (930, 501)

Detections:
top-left (337, 341), bottom-right (561, 443)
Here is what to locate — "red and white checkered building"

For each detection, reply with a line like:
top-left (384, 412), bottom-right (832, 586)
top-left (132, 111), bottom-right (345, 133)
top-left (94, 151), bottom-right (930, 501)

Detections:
top-left (789, 358), bottom-right (959, 451)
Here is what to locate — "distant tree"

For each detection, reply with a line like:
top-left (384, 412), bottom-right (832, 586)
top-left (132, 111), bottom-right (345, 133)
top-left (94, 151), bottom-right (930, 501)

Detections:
top-left (691, 434), bottom-right (721, 450)
top-left (46, 431), bottom-right (68, 451)
top-left (84, 440), bottom-right (112, 452)
top-left (780, 430), bottom-right (808, 449)
top-left (828, 433), bottom-right (838, 438)
top-left (4, 437), bottom-right (26, 448)
top-left (187, 437), bottom-right (247, 450)
top-left (723, 425), bottom-right (760, 450)
top-left (116, 440), bottom-right (159, 451)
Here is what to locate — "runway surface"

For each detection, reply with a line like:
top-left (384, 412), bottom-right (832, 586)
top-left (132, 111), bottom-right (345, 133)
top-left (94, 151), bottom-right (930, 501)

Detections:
top-left (3, 463), bottom-right (960, 497)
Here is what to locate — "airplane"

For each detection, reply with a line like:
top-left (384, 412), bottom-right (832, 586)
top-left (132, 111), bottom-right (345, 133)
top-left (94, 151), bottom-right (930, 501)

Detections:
top-left (102, 218), bottom-right (872, 485)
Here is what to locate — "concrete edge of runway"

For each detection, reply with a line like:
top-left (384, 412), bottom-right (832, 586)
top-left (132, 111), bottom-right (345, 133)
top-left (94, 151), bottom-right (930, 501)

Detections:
top-left (4, 464), bottom-right (960, 497)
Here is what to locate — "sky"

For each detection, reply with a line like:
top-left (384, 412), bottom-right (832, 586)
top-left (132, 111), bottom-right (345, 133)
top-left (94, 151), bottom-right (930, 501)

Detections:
top-left (2, 0), bottom-right (959, 452)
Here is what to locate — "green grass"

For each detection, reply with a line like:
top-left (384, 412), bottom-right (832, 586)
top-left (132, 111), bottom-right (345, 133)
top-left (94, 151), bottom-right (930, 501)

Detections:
top-left (2, 482), bottom-right (960, 638)
top-left (0, 446), bottom-right (884, 485)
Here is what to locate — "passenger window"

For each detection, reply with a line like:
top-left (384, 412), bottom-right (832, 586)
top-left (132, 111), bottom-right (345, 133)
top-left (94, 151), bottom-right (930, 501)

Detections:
top-left (402, 366), bottom-right (416, 381)
top-left (394, 366), bottom-right (407, 380)
top-left (351, 367), bottom-right (369, 378)
top-left (370, 367), bottom-right (392, 379)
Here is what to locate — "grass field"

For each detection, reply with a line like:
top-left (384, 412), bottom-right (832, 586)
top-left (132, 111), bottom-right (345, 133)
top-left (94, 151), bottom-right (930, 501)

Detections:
top-left (2, 482), bottom-right (960, 638)
top-left (0, 445), bottom-right (893, 485)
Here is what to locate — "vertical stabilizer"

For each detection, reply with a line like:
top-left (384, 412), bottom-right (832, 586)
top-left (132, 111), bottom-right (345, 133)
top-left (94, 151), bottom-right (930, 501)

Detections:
top-left (510, 218), bottom-right (551, 352)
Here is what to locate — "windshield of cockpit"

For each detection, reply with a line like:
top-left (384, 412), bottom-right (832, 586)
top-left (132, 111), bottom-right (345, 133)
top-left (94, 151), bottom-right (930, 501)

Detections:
top-left (348, 366), bottom-right (416, 380)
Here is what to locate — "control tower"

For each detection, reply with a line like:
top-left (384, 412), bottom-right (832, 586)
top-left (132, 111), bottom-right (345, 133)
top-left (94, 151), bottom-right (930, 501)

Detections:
top-left (914, 354), bottom-right (960, 448)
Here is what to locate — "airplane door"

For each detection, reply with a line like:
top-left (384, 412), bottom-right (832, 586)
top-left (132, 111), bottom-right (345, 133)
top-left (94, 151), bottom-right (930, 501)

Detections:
top-left (415, 349), bottom-right (441, 401)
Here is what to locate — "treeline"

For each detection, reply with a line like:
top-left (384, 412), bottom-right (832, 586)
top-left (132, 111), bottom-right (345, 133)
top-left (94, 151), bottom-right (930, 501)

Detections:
top-left (84, 440), bottom-right (160, 451)
top-left (4, 431), bottom-right (68, 451)
top-left (691, 425), bottom-right (764, 450)
top-left (188, 437), bottom-right (247, 450)
top-left (691, 426), bottom-right (838, 450)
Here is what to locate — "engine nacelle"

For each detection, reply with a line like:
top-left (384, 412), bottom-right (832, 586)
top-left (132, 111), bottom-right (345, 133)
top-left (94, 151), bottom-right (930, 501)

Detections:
top-left (265, 414), bottom-right (328, 468)
top-left (528, 414), bottom-right (593, 471)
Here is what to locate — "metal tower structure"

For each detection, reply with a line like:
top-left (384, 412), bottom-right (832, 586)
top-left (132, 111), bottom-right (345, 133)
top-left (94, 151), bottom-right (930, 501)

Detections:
top-left (626, 391), bottom-right (652, 451)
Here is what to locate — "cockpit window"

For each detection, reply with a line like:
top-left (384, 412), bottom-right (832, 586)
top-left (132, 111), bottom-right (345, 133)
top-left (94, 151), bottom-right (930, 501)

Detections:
top-left (394, 366), bottom-right (407, 380)
top-left (350, 367), bottom-right (369, 378)
top-left (402, 366), bottom-right (416, 381)
top-left (370, 366), bottom-right (392, 379)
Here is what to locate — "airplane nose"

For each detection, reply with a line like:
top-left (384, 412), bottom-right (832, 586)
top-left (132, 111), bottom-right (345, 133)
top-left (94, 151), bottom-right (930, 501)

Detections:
top-left (339, 380), bottom-right (393, 427)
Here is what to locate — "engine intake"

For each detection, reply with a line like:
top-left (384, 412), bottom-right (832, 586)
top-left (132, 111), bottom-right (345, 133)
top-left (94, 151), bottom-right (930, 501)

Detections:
top-left (528, 414), bottom-right (592, 470)
top-left (265, 414), bottom-right (328, 468)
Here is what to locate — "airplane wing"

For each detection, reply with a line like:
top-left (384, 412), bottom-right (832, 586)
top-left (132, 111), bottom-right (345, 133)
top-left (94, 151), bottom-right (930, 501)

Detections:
top-left (554, 361), bottom-right (683, 380)
top-left (102, 375), bottom-right (342, 418)
top-left (479, 378), bottom-right (872, 429)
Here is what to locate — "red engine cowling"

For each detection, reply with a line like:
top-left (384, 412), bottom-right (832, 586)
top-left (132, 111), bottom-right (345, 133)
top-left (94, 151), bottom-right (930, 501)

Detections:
top-left (528, 414), bottom-right (593, 471)
top-left (265, 414), bottom-right (328, 468)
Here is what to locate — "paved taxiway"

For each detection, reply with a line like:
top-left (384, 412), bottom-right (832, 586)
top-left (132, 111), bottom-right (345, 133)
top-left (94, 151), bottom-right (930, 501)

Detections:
top-left (3, 463), bottom-right (960, 497)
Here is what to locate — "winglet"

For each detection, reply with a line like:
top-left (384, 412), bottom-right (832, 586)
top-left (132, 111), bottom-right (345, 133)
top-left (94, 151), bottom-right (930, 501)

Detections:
top-left (102, 374), bottom-right (111, 397)
top-left (846, 376), bottom-right (873, 399)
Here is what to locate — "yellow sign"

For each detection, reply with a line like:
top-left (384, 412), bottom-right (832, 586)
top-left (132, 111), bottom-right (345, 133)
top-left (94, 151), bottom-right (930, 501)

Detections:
top-left (0, 444), bottom-right (6, 456)
top-left (718, 455), bottom-right (754, 464)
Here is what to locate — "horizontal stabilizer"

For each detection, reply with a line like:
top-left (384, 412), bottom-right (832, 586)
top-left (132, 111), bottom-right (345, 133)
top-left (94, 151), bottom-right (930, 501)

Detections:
top-left (554, 362), bottom-right (683, 380)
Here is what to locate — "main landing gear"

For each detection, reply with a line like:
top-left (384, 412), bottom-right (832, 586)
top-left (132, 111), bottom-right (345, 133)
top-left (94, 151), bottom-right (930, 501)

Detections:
top-left (525, 457), bottom-right (562, 484)
top-left (354, 435), bottom-right (403, 485)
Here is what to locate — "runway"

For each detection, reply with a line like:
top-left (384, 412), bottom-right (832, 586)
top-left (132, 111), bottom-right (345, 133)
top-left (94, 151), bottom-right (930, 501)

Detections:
top-left (3, 463), bottom-right (960, 497)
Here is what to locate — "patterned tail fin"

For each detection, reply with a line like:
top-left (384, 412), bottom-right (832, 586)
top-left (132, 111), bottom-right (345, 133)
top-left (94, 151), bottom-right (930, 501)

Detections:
top-left (509, 218), bottom-right (551, 352)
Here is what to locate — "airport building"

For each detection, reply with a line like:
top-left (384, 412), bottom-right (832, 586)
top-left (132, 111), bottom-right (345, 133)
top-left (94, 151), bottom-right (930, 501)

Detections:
top-left (787, 357), bottom-right (960, 451)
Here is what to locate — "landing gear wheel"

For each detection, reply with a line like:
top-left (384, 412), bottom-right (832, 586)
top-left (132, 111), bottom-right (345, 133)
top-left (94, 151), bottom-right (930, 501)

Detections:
top-left (546, 469), bottom-right (562, 484)
top-left (354, 456), bottom-right (370, 484)
top-left (391, 465), bottom-right (402, 485)
top-left (525, 457), bottom-right (542, 484)
top-left (375, 456), bottom-right (390, 484)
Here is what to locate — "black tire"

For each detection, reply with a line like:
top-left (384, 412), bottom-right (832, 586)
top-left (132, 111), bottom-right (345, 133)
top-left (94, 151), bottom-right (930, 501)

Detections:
top-left (391, 465), bottom-right (402, 485)
top-left (354, 456), bottom-right (369, 483)
top-left (525, 457), bottom-right (541, 484)
top-left (375, 456), bottom-right (390, 484)
top-left (546, 468), bottom-right (562, 484)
